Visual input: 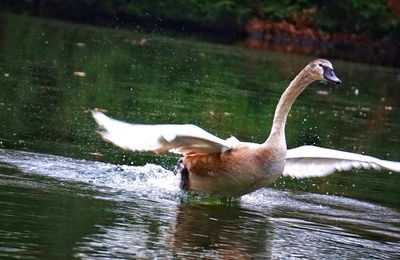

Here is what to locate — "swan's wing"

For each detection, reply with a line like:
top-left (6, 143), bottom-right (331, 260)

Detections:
top-left (91, 110), bottom-right (233, 155)
top-left (283, 145), bottom-right (400, 178)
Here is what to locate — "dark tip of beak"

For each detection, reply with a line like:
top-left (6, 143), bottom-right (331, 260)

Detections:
top-left (333, 78), bottom-right (342, 85)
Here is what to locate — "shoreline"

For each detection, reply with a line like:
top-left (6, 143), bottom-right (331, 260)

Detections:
top-left (243, 18), bottom-right (399, 68)
top-left (1, 3), bottom-right (399, 67)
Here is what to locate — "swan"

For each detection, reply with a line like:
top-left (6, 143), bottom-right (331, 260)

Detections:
top-left (92, 59), bottom-right (400, 197)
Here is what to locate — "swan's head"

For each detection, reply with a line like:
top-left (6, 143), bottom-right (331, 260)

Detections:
top-left (308, 59), bottom-right (342, 84)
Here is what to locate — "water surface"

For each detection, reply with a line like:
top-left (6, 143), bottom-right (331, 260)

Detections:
top-left (0, 13), bottom-right (400, 259)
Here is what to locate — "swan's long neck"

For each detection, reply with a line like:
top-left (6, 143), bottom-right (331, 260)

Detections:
top-left (265, 69), bottom-right (314, 147)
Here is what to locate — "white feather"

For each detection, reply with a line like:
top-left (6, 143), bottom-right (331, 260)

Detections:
top-left (91, 110), bottom-right (233, 155)
top-left (284, 145), bottom-right (400, 178)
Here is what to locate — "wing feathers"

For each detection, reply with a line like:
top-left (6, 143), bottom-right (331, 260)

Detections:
top-left (284, 145), bottom-right (400, 179)
top-left (92, 110), bottom-right (233, 155)
top-left (92, 112), bottom-right (400, 178)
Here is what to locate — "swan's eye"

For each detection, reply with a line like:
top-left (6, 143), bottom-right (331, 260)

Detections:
top-left (318, 64), bottom-right (323, 67)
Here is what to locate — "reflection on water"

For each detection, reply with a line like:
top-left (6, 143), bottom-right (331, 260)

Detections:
top-left (172, 205), bottom-right (271, 258)
top-left (0, 13), bottom-right (400, 259)
top-left (0, 149), bottom-right (399, 259)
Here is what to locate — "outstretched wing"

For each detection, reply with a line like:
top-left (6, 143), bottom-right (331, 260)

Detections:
top-left (91, 110), bottom-right (233, 155)
top-left (284, 145), bottom-right (400, 178)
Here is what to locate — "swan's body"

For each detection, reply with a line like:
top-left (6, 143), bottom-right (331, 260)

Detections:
top-left (92, 59), bottom-right (400, 197)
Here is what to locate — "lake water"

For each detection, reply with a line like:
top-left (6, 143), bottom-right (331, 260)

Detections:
top-left (0, 13), bottom-right (400, 259)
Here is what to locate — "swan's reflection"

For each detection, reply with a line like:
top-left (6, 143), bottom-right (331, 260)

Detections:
top-left (171, 203), bottom-right (272, 258)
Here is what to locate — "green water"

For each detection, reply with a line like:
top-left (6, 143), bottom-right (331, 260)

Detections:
top-left (0, 13), bottom-right (400, 258)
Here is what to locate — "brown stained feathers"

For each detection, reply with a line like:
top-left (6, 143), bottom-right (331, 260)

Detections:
top-left (183, 143), bottom-right (285, 197)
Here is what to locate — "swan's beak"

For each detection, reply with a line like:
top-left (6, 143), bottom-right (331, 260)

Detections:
top-left (323, 67), bottom-right (342, 84)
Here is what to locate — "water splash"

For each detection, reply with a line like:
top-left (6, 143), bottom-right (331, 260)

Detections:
top-left (0, 149), bottom-right (181, 202)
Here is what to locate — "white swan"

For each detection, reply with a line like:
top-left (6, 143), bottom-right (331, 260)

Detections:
top-left (92, 59), bottom-right (400, 197)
